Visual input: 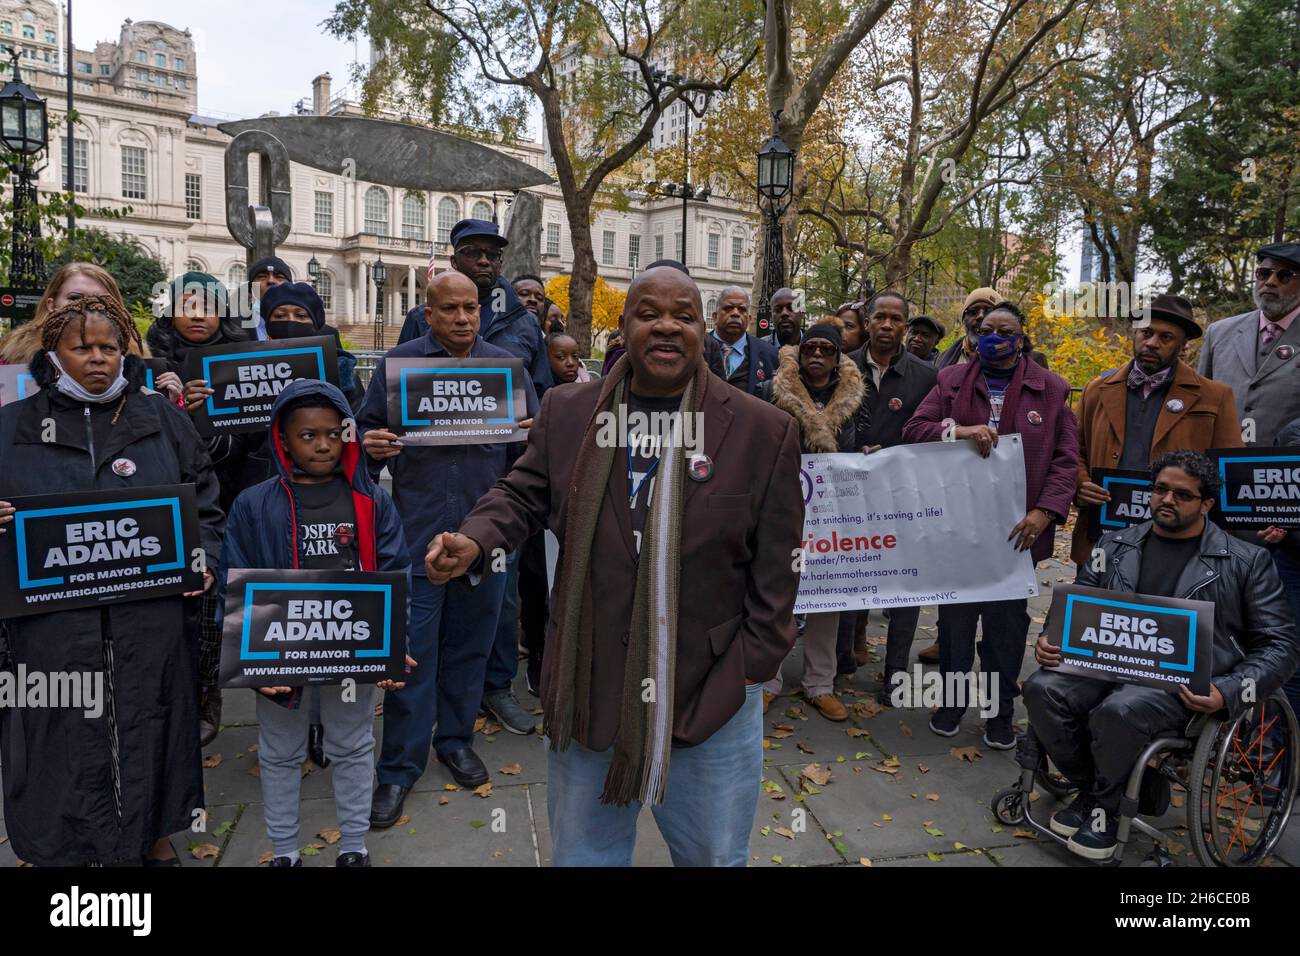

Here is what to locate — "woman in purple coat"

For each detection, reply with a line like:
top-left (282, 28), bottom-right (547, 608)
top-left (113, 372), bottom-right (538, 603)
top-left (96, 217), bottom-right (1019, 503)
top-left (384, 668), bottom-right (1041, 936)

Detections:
top-left (903, 301), bottom-right (1078, 749)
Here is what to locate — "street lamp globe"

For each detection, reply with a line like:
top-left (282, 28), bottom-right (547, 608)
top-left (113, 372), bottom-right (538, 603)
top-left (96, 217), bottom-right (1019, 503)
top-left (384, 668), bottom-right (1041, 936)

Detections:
top-left (306, 254), bottom-right (321, 280)
top-left (0, 56), bottom-right (47, 156)
top-left (372, 255), bottom-right (387, 290)
top-left (756, 132), bottom-right (794, 203)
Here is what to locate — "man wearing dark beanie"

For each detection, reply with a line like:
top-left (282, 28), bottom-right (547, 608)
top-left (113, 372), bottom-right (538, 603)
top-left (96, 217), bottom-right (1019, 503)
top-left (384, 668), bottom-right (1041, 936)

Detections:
top-left (247, 256), bottom-right (294, 341)
top-left (759, 320), bottom-right (865, 720)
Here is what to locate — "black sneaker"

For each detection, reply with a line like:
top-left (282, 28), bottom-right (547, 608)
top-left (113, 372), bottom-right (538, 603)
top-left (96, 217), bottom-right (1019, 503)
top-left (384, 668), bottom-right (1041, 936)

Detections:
top-left (983, 716), bottom-right (1016, 750)
top-left (336, 851), bottom-right (371, 867)
top-left (269, 856), bottom-right (301, 867)
top-left (928, 707), bottom-right (962, 737)
top-left (1067, 812), bottom-right (1120, 860)
top-left (1049, 791), bottom-right (1098, 838)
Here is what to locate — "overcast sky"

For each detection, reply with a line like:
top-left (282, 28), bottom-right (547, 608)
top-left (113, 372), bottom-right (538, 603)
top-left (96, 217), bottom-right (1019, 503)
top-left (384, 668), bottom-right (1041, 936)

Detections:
top-left (76, 0), bottom-right (363, 119)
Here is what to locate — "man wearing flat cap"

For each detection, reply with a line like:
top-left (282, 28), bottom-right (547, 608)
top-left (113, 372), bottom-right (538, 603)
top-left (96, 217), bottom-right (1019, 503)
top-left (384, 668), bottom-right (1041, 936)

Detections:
top-left (1199, 241), bottom-right (1300, 448)
top-left (905, 314), bottom-right (945, 365)
top-left (1072, 293), bottom-right (1242, 565)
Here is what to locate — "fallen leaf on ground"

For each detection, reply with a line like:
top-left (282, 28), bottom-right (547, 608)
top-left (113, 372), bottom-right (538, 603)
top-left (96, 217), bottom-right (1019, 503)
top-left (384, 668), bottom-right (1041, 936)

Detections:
top-left (771, 728), bottom-right (794, 739)
top-left (950, 746), bottom-right (982, 763)
top-left (865, 635), bottom-right (886, 646)
top-left (499, 763), bottom-right (522, 775)
top-left (926, 793), bottom-right (940, 801)
top-left (189, 843), bottom-right (220, 860)
top-left (246, 765), bottom-right (261, 778)
top-left (773, 827), bottom-right (796, 840)
top-left (202, 754), bottom-right (223, 769)
top-left (469, 820), bottom-right (486, 829)
top-left (924, 826), bottom-right (944, 837)
top-left (859, 857), bottom-right (872, 867)
top-left (439, 796), bottom-right (450, 806)
top-left (395, 815), bottom-right (411, 827)
top-left (481, 722), bottom-right (503, 735)
top-left (898, 721), bottom-right (913, 737)
top-left (917, 763), bottom-right (930, 773)
top-left (317, 828), bottom-right (341, 845)
top-left (851, 699), bottom-right (886, 719)
top-left (248, 743), bottom-right (259, 752)
top-left (301, 844), bottom-right (325, 856)
top-left (784, 706), bottom-right (808, 721)
top-left (797, 742), bottom-right (815, 754)
top-left (443, 783), bottom-right (460, 791)
top-left (257, 851), bottom-right (274, 865)
top-left (926, 851), bottom-right (943, 862)
top-left (474, 717), bottom-right (486, 733)
top-left (473, 783), bottom-right (493, 798)
top-left (1012, 829), bottom-right (1037, 840)
top-left (845, 727), bottom-right (870, 738)
top-left (1170, 794), bottom-right (1184, 808)
top-left (771, 855), bottom-right (784, 865)
top-left (801, 763), bottom-right (833, 786)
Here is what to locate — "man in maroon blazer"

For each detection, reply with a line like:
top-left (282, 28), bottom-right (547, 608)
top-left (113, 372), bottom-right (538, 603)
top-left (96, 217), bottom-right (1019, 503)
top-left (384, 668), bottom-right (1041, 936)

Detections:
top-left (426, 265), bottom-right (804, 866)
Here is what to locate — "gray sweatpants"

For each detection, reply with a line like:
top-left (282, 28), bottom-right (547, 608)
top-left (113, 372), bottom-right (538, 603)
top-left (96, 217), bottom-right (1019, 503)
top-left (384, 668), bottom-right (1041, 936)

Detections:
top-left (256, 684), bottom-right (377, 856)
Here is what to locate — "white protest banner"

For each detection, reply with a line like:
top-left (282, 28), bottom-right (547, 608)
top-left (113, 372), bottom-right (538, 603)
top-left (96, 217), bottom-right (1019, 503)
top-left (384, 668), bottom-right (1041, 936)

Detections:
top-left (794, 437), bottom-right (1039, 613)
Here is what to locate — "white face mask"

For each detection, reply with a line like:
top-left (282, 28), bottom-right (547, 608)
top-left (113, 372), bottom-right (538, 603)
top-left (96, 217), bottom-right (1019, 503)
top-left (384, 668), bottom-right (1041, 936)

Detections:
top-left (47, 351), bottom-right (129, 404)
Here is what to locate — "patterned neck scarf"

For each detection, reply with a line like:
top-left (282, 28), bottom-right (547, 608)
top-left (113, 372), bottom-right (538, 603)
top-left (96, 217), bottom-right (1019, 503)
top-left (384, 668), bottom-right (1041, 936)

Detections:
top-left (1127, 362), bottom-right (1173, 399)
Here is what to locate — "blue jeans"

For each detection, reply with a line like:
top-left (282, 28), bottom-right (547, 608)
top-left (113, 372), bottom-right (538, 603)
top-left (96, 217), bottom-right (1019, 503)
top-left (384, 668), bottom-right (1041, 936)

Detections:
top-left (377, 573), bottom-right (508, 787)
top-left (484, 550), bottom-right (521, 694)
top-left (546, 682), bottom-right (763, 866)
top-left (1276, 551), bottom-right (1300, 715)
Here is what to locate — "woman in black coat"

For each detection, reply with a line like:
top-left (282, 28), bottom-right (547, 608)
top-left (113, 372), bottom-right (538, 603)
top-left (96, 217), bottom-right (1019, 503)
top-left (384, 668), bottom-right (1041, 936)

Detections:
top-left (0, 296), bottom-right (223, 866)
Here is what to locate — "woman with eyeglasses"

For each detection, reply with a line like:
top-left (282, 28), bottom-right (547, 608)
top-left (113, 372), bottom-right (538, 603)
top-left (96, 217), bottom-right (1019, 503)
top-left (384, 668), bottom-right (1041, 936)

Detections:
top-left (904, 300), bottom-right (1079, 750)
top-left (759, 322), bottom-right (866, 722)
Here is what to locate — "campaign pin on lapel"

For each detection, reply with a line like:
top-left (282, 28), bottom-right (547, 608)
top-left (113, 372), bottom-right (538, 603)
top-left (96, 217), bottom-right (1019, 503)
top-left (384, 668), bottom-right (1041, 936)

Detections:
top-left (111, 458), bottom-right (137, 477)
top-left (1278, 345), bottom-right (1296, 360)
top-left (1026, 410), bottom-right (1043, 425)
top-left (687, 453), bottom-right (714, 482)
top-left (888, 397), bottom-right (903, 412)
top-left (1166, 398), bottom-right (1184, 413)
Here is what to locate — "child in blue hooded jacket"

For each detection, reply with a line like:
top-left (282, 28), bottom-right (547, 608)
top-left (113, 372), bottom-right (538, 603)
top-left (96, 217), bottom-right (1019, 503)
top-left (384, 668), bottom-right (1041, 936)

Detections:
top-left (219, 379), bottom-right (411, 867)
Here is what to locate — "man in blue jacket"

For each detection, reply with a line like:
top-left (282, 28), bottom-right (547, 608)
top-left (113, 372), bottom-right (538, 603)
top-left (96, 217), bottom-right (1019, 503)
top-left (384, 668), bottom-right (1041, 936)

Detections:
top-left (397, 219), bottom-right (552, 400)
top-left (358, 270), bottom-right (538, 826)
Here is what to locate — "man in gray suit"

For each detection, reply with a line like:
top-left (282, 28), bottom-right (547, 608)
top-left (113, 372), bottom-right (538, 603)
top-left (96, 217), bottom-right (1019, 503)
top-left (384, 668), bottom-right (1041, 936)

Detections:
top-left (1199, 241), bottom-right (1300, 447)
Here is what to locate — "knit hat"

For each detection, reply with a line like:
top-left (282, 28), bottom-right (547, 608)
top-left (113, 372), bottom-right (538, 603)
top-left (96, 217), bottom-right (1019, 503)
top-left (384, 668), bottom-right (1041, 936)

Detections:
top-left (801, 322), bottom-right (842, 352)
top-left (962, 287), bottom-right (1000, 313)
top-left (249, 255), bottom-right (294, 282)
top-left (166, 271), bottom-right (228, 319)
top-left (261, 281), bottom-right (325, 330)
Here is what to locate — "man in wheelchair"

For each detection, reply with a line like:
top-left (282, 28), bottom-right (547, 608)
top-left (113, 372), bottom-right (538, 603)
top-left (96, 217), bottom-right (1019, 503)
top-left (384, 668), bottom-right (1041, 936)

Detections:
top-left (1024, 451), bottom-right (1298, 860)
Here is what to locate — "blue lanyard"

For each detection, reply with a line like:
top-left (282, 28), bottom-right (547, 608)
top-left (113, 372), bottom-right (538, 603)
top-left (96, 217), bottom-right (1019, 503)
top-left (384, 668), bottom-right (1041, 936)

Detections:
top-left (628, 441), bottom-right (660, 503)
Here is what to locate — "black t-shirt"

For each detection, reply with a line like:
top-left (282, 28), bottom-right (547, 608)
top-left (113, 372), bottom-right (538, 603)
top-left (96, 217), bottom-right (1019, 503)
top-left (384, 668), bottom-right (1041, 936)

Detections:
top-left (293, 476), bottom-right (359, 570)
top-left (1136, 531), bottom-right (1201, 598)
top-left (625, 390), bottom-right (683, 555)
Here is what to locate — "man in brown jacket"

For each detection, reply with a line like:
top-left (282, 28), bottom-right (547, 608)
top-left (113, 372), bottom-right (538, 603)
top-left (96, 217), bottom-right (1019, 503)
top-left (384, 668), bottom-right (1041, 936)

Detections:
top-left (425, 265), bottom-right (804, 866)
top-left (1072, 293), bottom-right (1241, 565)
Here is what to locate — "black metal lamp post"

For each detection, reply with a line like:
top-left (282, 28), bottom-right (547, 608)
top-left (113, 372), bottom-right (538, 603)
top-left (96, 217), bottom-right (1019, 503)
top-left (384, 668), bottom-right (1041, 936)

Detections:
top-left (754, 113), bottom-right (794, 339)
top-left (371, 255), bottom-right (387, 349)
top-left (1, 47), bottom-right (49, 290)
top-left (306, 253), bottom-right (321, 289)
top-left (658, 89), bottom-right (712, 266)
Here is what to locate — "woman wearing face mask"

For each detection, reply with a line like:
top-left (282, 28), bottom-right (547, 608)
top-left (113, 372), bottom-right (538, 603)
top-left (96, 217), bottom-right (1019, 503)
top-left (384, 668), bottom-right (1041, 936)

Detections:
top-left (0, 296), bottom-right (224, 867)
top-left (151, 272), bottom-right (253, 747)
top-left (261, 281), bottom-right (364, 410)
top-left (903, 301), bottom-right (1078, 750)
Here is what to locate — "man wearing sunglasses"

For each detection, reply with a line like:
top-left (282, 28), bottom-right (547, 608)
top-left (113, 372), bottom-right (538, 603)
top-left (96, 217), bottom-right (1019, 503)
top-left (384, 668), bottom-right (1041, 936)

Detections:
top-left (1199, 242), bottom-right (1300, 450)
top-left (1025, 450), bottom-right (1298, 861)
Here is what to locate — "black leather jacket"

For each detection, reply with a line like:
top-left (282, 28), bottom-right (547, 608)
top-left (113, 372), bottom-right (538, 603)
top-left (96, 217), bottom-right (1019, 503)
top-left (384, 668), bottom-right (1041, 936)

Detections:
top-left (1074, 520), bottom-right (1298, 718)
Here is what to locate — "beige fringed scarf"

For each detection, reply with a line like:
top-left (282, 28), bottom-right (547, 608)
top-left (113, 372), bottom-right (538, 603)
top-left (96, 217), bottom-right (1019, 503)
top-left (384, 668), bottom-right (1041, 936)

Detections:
top-left (543, 353), bottom-right (707, 805)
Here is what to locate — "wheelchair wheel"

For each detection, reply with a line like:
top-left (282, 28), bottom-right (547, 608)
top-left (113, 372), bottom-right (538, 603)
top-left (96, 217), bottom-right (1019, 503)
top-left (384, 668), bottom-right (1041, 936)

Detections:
top-left (1187, 692), bottom-right (1299, 867)
top-left (993, 786), bottom-right (1026, 826)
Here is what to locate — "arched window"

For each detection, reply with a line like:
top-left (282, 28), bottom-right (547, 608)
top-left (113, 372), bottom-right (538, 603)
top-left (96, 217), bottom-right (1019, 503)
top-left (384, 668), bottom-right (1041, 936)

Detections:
top-left (436, 197), bottom-right (460, 246)
top-left (316, 272), bottom-right (333, 312)
top-left (185, 257), bottom-right (204, 273)
top-left (364, 186), bottom-right (390, 235)
top-left (228, 262), bottom-right (247, 287)
top-left (472, 199), bottom-right (492, 222)
top-left (402, 193), bottom-right (426, 240)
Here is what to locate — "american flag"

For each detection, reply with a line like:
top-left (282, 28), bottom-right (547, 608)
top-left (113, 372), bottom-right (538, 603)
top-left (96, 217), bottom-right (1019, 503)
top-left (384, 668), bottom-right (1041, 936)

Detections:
top-left (427, 242), bottom-right (439, 284)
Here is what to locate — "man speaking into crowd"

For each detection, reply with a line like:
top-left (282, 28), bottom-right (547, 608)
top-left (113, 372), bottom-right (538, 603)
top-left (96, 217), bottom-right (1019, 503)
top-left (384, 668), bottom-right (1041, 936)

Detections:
top-left (425, 264), bottom-right (805, 866)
